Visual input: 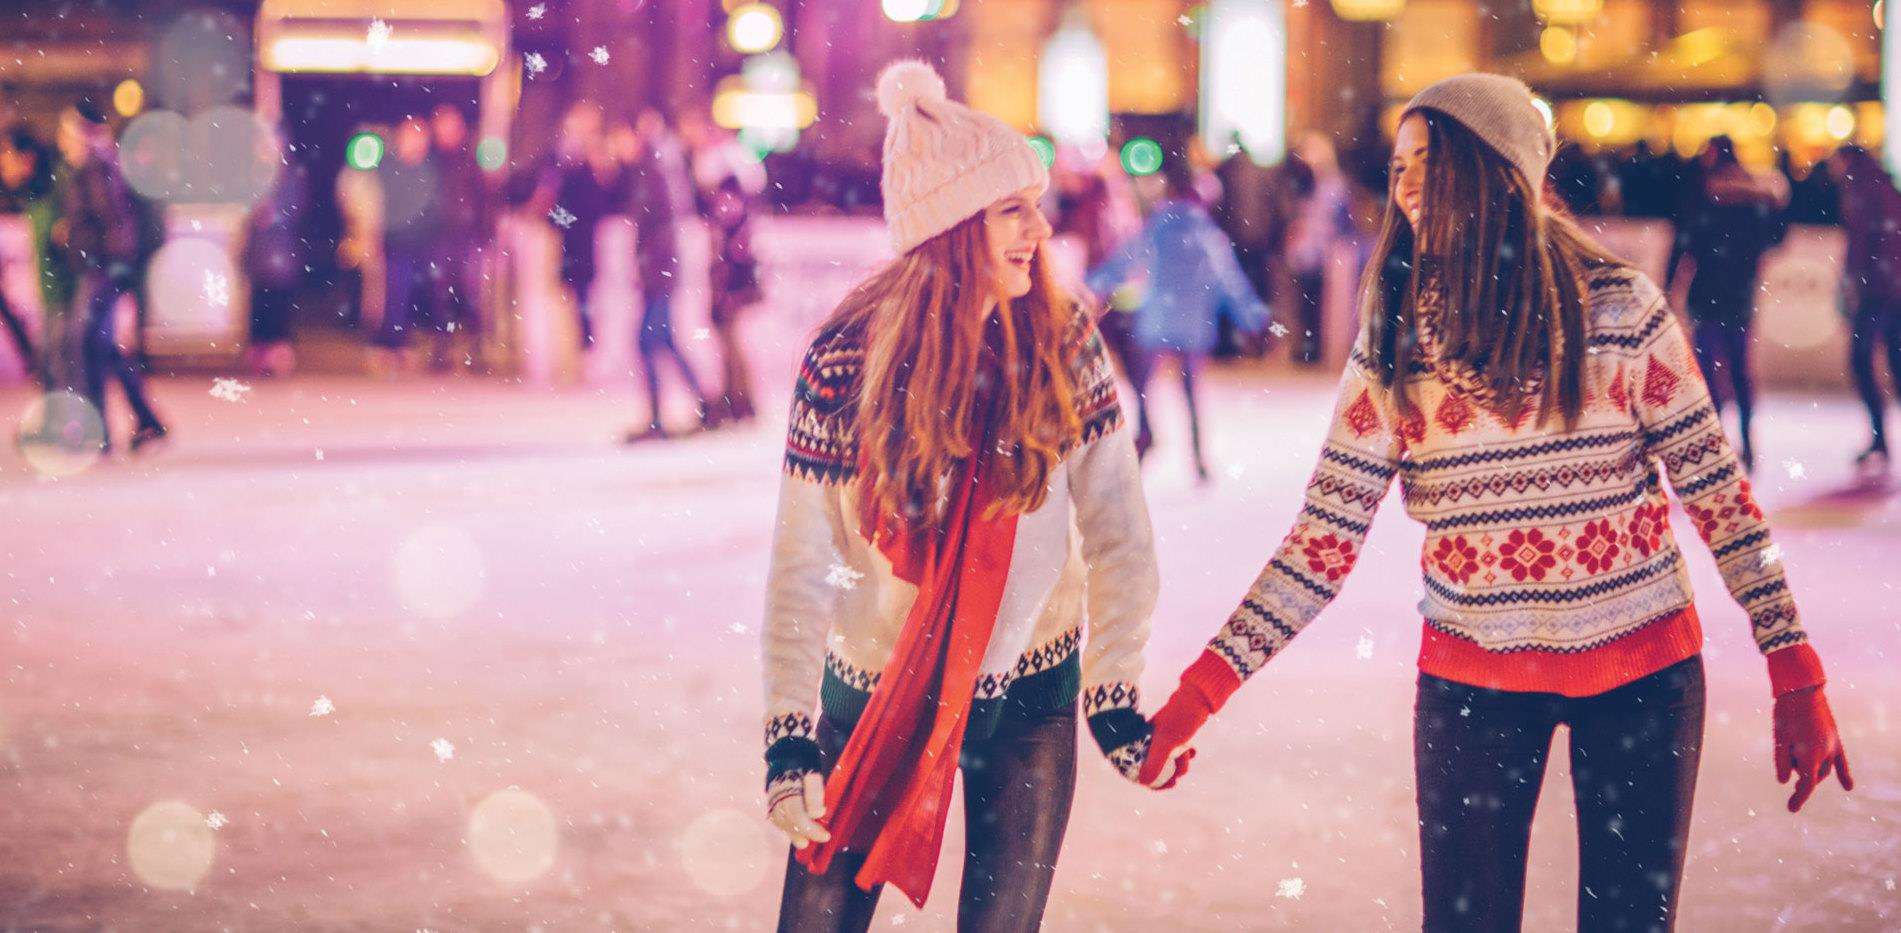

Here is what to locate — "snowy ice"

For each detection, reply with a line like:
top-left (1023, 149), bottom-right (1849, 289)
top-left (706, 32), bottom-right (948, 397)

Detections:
top-left (308, 695), bottom-right (334, 717)
top-left (209, 377), bottom-right (252, 403)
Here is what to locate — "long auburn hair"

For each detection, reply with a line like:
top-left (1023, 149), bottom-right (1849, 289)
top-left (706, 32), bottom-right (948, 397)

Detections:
top-left (825, 214), bottom-right (1084, 531)
top-left (1363, 110), bottom-right (1621, 430)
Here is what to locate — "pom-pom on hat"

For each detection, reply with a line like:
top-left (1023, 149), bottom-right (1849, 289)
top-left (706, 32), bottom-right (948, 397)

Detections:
top-left (1402, 73), bottom-right (1555, 191)
top-left (875, 60), bottom-right (1048, 255)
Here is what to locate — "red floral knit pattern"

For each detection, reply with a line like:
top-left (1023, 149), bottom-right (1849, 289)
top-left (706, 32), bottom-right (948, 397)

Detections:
top-left (1206, 266), bottom-right (1813, 699)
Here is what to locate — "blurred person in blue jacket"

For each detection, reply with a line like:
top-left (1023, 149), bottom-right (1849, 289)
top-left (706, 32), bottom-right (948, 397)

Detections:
top-left (1087, 157), bottom-right (1269, 482)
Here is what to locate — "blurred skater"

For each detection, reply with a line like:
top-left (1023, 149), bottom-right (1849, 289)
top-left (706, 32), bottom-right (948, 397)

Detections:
top-left (620, 112), bottom-right (713, 442)
top-left (1829, 146), bottom-right (1901, 473)
top-left (1086, 158), bottom-right (1270, 480)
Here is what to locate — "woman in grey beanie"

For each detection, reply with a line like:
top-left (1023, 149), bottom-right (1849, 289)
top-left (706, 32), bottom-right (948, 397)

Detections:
top-left (1141, 73), bottom-right (1849, 931)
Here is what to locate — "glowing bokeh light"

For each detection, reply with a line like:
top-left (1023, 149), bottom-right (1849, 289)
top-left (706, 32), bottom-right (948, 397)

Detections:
top-left (1120, 137), bottom-right (1164, 177)
top-left (16, 392), bottom-right (105, 478)
top-left (393, 526), bottom-right (487, 619)
top-left (1200, 0), bottom-right (1288, 165)
top-left (882, 0), bottom-right (932, 23)
top-left (1826, 105), bottom-right (1857, 141)
top-left (726, 4), bottom-right (784, 54)
top-left (347, 131), bottom-right (385, 171)
top-left (112, 79), bottom-right (144, 118)
top-left (467, 788), bottom-right (558, 885)
top-left (676, 809), bottom-right (775, 896)
top-left (476, 136), bottom-right (507, 172)
top-left (126, 801), bottom-right (217, 892)
top-left (1039, 12), bottom-right (1109, 147)
top-left (1027, 135), bottom-right (1055, 169)
top-left (119, 110), bottom-right (189, 201)
top-left (1540, 26), bottom-right (1578, 65)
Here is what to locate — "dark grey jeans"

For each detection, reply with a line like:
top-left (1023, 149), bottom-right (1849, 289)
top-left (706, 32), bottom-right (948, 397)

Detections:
top-left (1415, 656), bottom-right (1706, 933)
top-left (775, 706), bottom-right (1078, 933)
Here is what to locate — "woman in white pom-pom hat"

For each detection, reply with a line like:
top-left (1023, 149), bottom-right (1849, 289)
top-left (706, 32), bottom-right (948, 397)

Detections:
top-left (759, 60), bottom-right (1171, 928)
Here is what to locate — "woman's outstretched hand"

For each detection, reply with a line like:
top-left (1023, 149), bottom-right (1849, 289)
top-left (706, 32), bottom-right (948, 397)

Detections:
top-left (1138, 683), bottom-right (1217, 790)
top-left (1773, 685), bottom-right (1853, 813)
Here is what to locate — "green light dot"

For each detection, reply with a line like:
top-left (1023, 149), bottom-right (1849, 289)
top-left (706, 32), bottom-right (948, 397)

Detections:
top-left (1120, 137), bottom-right (1164, 176)
top-left (346, 131), bottom-right (385, 171)
top-left (1028, 136), bottom-right (1055, 169)
top-left (476, 136), bottom-right (508, 172)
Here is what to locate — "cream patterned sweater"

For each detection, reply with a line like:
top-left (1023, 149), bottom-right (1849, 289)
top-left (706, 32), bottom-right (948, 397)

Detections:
top-left (761, 312), bottom-right (1159, 789)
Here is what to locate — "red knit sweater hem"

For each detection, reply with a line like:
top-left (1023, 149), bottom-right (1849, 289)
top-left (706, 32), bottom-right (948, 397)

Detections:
top-left (1416, 607), bottom-right (1704, 698)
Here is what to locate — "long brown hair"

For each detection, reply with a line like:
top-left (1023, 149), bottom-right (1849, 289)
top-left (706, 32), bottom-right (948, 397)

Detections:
top-left (825, 214), bottom-right (1083, 531)
top-left (1363, 111), bottom-right (1621, 430)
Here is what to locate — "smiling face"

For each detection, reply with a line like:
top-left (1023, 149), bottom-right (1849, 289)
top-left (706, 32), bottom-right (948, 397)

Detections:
top-left (1391, 112), bottom-right (1430, 229)
top-left (981, 185), bottom-right (1052, 300)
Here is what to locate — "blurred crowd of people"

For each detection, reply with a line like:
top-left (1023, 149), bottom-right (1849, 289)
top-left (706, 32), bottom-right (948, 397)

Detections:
top-left (503, 102), bottom-right (767, 441)
top-left (7, 87), bottom-right (1901, 472)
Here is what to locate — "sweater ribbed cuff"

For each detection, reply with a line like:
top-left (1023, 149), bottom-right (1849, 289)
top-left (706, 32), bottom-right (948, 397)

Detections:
top-left (764, 735), bottom-right (823, 789)
top-left (1766, 642), bottom-right (1826, 698)
top-left (1182, 649), bottom-right (1244, 716)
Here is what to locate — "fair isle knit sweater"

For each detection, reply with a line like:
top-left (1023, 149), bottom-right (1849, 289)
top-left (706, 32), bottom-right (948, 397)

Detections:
top-left (761, 312), bottom-right (1159, 792)
top-left (1179, 265), bottom-right (1824, 711)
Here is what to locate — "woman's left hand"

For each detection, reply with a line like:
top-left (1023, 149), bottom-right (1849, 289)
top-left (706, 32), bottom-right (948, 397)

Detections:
top-left (1773, 685), bottom-right (1853, 813)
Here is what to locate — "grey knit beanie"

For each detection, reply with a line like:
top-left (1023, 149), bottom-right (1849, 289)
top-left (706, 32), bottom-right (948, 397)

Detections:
top-left (1403, 73), bottom-right (1554, 188)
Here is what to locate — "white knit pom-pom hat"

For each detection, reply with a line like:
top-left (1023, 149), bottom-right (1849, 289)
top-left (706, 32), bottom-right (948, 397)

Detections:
top-left (875, 60), bottom-right (1049, 255)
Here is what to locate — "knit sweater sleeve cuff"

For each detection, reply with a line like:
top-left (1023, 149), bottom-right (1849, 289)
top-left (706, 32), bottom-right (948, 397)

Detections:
top-left (1766, 642), bottom-right (1826, 698)
top-left (764, 735), bottom-right (823, 788)
top-left (1183, 649), bottom-right (1245, 716)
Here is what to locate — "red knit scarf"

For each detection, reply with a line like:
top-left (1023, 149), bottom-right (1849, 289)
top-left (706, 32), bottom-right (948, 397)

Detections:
top-left (795, 416), bottom-right (1019, 907)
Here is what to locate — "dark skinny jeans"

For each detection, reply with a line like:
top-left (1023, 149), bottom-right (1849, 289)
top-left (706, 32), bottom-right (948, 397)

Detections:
top-left (776, 706), bottom-right (1077, 933)
top-left (1416, 656), bottom-right (1705, 933)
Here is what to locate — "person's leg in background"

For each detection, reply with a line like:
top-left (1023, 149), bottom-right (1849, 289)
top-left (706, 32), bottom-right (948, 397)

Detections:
top-left (628, 290), bottom-right (711, 441)
top-left (1722, 316), bottom-right (1758, 471)
top-left (1294, 269), bottom-right (1325, 366)
top-left (1848, 298), bottom-right (1887, 462)
top-left (80, 273), bottom-right (165, 451)
top-left (378, 248), bottom-right (424, 373)
top-left (957, 708), bottom-right (1078, 933)
top-left (1178, 350), bottom-right (1210, 482)
top-left (711, 303), bottom-right (756, 423)
top-left (1879, 302), bottom-right (1901, 464)
top-left (1567, 656), bottom-right (1705, 933)
top-left (0, 284), bottom-right (40, 387)
top-left (1415, 673), bottom-right (1561, 933)
top-left (1123, 342), bottom-right (1157, 460)
top-left (774, 719), bottom-right (882, 933)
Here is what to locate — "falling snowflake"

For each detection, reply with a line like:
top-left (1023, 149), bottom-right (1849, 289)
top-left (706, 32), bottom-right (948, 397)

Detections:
top-left (1782, 458), bottom-right (1806, 480)
top-left (548, 205), bottom-right (577, 229)
top-left (1293, 0), bottom-right (1309, 6)
top-left (209, 377), bottom-right (252, 403)
top-left (205, 811), bottom-right (228, 830)
top-left (825, 564), bottom-right (864, 591)
top-left (526, 3), bottom-right (546, 19)
top-left (589, 46), bottom-right (610, 65)
top-left (1276, 877), bottom-right (1306, 899)
top-left (692, 327), bottom-right (712, 341)
top-left (1355, 634), bottom-right (1374, 660)
top-left (1886, 876), bottom-right (1896, 891)
top-left (1268, 322), bottom-right (1290, 339)
top-left (524, 52), bottom-right (548, 77)
top-left (430, 738), bottom-right (456, 762)
top-left (727, 622), bottom-right (747, 635)
top-left (203, 269), bottom-right (230, 307)
top-left (1150, 839), bottom-right (1168, 855)
top-left (1758, 543), bottom-right (1785, 568)
top-left (366, 18), bottom-right (392, 50)
top-left (309, 695), bottom-right (335, 717)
